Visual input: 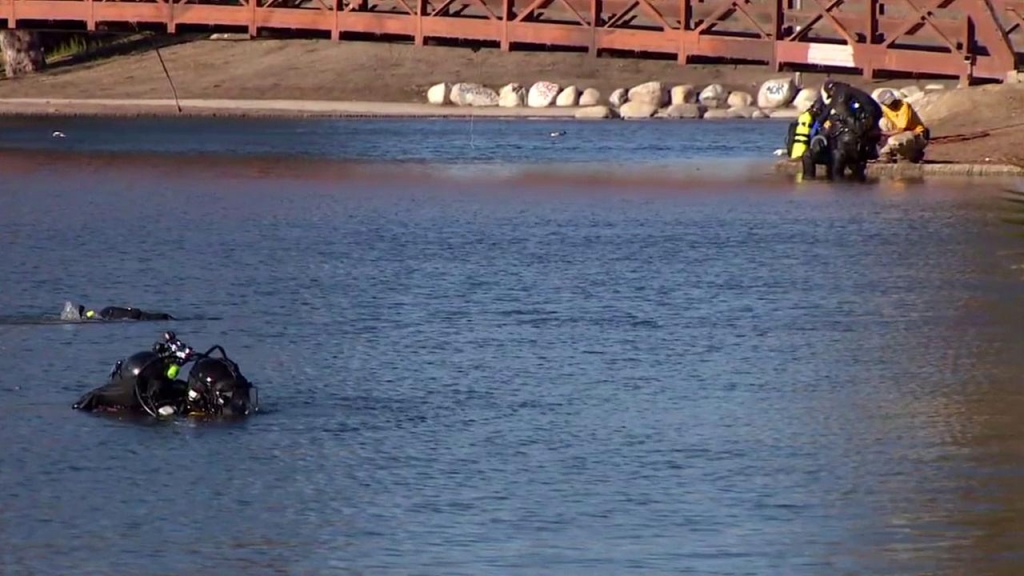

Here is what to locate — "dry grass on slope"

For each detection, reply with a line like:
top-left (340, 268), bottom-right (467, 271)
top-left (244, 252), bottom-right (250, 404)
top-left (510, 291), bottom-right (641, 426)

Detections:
top-left (913, 83), bottom-right (1024, 164)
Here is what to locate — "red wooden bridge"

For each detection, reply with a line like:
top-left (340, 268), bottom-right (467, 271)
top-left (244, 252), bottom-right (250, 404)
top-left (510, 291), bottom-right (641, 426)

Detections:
top-left (2, 0), bottom-right (1023, 83)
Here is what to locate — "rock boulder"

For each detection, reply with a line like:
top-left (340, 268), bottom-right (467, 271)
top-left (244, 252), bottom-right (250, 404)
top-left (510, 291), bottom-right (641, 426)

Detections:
top-left (670, 84), bottom-right (697, 105)
top-left (728, 106), bottom-right (759, 119)
top-left (702, 109), bottom-right (732, 119)
top-left (556, 85), bottom-right (580, 107)
top-left (699, 84), bottom-right (726, 108)
top-left (727, 91), bottom-right (754, 109)
top-left (619, 101), bottom-right (658, 119)
top-left (609, 88), bottom-right (628, 107)
top-left (575, 105), bottom-right (618, 119)
top-left (769, 108), bottom-right (802, 119)
top-left (579, 88), bottom-right (601, 106)
top-left (527, 81), bottom-right (560, 108)
top-left (499, 83), bottom-right (525, 107)
top-left (792, 88), bottom-right (818, 112)
top-left (900, 85), bottom-right (924, 99)
top-left (662, 103), bottom-right (706, 119)
top-left (628, 81), bottom-right (667, 107)
top-left (427, 82), bottom-right (450, 105)
top-left (449, 83), bottom-right (499, 107)
top-left (756, 77), bottom-right (797, 109)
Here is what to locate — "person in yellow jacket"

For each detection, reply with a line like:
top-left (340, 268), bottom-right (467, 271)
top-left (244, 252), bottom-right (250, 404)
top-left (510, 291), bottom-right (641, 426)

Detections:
top-left (876, 89), bottom-right (930, 163)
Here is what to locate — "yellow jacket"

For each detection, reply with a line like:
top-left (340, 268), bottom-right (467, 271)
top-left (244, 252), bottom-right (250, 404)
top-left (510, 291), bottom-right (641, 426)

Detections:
top-left (882, 101), bottom-right (926, 134)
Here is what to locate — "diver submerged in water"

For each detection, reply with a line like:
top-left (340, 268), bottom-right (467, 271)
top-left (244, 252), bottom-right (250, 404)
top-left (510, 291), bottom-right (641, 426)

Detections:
top-left (61, 301), bottom-right (175, 322)
top-left (73, 331), bottom-right (258, 419)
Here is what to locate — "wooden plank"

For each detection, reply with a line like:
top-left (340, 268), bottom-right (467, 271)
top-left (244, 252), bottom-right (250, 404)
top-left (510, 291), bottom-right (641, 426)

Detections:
top-left (507, 20), bottom-right (595, 44)
top-left (421, 16), bottom-right (500, 39)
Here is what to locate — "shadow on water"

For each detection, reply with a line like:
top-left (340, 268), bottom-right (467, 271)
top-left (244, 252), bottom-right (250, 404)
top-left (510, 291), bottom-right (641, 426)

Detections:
top-left (73, 409), bottom-right (268, 430)
top-left (0, 314), bottom-right (224, 326)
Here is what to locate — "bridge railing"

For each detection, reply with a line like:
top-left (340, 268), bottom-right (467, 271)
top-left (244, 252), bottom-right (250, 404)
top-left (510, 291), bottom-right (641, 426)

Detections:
top-left (1, 0), bottom-right (1021, 81)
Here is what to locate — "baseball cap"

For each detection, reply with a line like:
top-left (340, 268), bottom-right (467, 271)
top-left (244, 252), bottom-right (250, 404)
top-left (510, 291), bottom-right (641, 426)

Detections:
top-left (877, 89), bottom-right (897, 105)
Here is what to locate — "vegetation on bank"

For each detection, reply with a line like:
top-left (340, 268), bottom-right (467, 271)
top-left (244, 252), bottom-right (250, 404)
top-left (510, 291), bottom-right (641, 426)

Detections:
top-left (45, 34), bottom-right (94, 62)
top-left (0, 31), bottom-right (177, 77)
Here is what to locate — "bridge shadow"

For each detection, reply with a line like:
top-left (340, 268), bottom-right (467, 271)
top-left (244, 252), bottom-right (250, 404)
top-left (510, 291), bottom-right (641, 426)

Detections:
top-left (39, 32), bottom-right (205, 76)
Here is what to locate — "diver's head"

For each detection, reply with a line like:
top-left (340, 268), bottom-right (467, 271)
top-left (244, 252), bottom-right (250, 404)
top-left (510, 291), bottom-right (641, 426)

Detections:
top-left (186, 357), bottom-right (254, 417)
top-left (876, 88), bottom-right (899, 109)
top-left (821, 79), bottom-right (837, 105)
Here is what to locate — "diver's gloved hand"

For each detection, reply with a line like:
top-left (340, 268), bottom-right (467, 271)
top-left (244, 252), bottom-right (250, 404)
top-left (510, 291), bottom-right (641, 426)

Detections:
top-left (153, 331), bottom-right (194, 362)
top-left (810, 135), bottom-right (827, 155)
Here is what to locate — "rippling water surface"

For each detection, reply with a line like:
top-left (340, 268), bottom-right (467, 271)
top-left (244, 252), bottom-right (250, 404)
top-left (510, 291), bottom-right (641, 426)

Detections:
top-left (1, 116), bottom-right (1023, 576)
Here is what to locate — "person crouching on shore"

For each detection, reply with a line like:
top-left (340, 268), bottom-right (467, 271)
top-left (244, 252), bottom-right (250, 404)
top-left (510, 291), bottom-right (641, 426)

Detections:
top-left (876, 89), bottom-right (930, 164)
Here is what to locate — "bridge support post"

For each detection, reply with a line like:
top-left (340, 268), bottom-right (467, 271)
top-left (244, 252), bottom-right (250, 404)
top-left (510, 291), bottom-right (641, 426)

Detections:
top-left (770, 0), bottom-right (780, 71)
top-left (248, 0), bottom-right (257, 38)
top-left (331, 0), bottom-right (339, 40)
top-left (589, 0), bottom-right (598, 56)
top-left (501, 0), bottom-right (510, 51)
top-left (676, 0), bottom-right (687, 64)
top-left (861, 51), bottom-right (874, 81)
top-left (163, 0), bottom-right (175, 34)
top-left (961, 54), bottom-right (974, 87)
top-left (414, 0), bottom-right (423, 46)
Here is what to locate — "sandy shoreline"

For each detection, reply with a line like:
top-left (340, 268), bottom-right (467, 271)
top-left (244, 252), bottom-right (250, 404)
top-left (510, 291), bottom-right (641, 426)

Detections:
top-left (0, 98), bottom-right (609, 119)
top-left (772, 159), bottom-right (1024, 180)
top-left (0, 98), bottom-right (592, 119)
top-left (0, 97), bottom-right (793, 121)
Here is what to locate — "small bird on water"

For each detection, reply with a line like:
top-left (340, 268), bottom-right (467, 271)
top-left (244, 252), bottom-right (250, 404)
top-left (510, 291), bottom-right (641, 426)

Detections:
top-left (52, 131), bottom-right (66, 138)
top-left (550, 130), bottom-right (566, 137)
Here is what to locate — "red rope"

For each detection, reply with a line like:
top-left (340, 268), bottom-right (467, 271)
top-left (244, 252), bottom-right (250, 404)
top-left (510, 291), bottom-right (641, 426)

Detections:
top-left (930, 120), bottom-right (1024, 144)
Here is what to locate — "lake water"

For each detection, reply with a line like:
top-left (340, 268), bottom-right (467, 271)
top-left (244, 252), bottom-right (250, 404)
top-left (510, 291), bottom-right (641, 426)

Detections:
top-left (1, 116), bottom-right (1024, 576)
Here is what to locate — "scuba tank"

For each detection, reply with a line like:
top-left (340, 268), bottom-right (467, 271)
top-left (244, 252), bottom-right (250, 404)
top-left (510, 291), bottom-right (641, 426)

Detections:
top-left (73, 349), bottom-right (182, 413)
top-left (73, 332), bottom-right (194, 415)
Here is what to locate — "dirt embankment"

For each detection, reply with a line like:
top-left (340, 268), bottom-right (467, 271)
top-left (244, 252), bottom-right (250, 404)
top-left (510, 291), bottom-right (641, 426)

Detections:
top-left (0, 37), bottom-right (932, 102)
top-left (910, 83), bottom-right (1024, 164)
top-left (0, 36), bottom-right (1019, 165)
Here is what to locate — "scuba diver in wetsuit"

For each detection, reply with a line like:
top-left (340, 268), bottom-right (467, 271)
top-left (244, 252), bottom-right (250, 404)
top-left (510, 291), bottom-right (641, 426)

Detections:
top-left (73, 331), bottom-right (257, 418)
top-left (809, 79), bottom-right (884, 163)
top-left (820, 90), bottom-right (874, 181)
top-left (61, 301), bottom-right (174, 322)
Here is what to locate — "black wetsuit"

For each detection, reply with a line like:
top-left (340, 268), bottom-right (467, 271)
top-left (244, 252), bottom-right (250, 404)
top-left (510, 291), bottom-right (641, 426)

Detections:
top-left (98, 306), bottom-right (174, 321)
top-left (818, 93), bottom-right (873, 180)
top-left (810, 82), bottom-right (883, 160)
top-left (73, 373), bottom-right (187, 414)
top-left (809, 82), bottom-right (882, 126)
